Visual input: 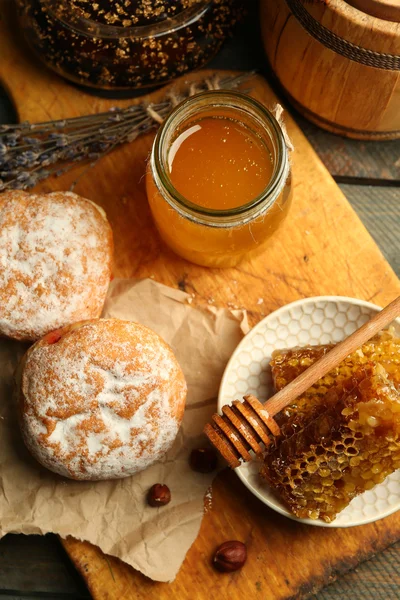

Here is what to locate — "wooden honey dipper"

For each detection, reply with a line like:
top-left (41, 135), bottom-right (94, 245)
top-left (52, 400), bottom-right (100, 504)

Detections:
top-left (204, 296), bottom-right (400, 468)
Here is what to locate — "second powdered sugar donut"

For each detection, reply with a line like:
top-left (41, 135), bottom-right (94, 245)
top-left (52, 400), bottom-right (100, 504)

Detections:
top-left (16, 319), bottom-right (187, 480)
top-left (0, 190), bottom-right (113, 341)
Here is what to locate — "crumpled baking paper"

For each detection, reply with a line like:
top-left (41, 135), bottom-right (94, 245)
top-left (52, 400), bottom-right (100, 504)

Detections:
top-left (0, 278), bottom-right (248, 582)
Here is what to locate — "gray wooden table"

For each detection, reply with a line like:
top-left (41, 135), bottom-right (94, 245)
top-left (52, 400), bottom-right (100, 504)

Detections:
top-left (0, 3), bottom-right (399, 599)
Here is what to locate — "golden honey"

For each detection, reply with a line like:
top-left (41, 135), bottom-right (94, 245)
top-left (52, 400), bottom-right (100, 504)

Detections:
top-left (168, 117), bottom-right (273, 210)
top-left (271, 328), bottom-right (400, 438)
top-left (146, 91), bottom-right (292, 268)
top-left (262, 329), bottom-right (400, 522)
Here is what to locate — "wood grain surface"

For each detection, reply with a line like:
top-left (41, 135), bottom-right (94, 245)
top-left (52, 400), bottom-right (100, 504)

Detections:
top-left (298, 117), bottom-right (400, 182)
top-left (0, 535), bottom-right (89, 598)
top-left (260, 0), bottom-right (400, 139)
top-left (347, 0), bottom-right (400, 22)
top-left (339, 185), bottom-right (400, 275)
top-left (1, 1), bottom-right (400, 599)
top-left (3, 532), bottom-right (400, 600)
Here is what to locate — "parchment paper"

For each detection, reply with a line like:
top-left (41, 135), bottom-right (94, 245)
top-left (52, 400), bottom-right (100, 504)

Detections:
top-left (0, 278), bottom-right (248, 582)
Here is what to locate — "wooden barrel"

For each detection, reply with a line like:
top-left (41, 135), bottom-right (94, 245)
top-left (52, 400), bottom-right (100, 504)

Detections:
top-left (260, 0), bottom-right (400, 139)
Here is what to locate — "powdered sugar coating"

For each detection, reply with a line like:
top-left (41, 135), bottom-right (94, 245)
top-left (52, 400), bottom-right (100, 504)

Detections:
top-left (18, 319), bottom-right (187, 480)
top-left (0, 190), bottom-right (113, 341)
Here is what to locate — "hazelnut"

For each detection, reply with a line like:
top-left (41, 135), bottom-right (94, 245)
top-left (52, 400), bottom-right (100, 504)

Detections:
top-left (147, 484), bottom-right (171, 507)
top-left (213, 541), bottom-right (247, 573)
top-left (189, 447), bottom-right (218, 473)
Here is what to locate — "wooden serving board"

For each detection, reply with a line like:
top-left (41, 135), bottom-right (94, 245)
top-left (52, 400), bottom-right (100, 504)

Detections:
top-left (1, 2), bottom-right (400, 599)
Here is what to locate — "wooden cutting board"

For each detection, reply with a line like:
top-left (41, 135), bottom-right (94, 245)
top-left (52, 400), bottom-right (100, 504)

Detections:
top-left (1, 2), bottom-right (400, 599)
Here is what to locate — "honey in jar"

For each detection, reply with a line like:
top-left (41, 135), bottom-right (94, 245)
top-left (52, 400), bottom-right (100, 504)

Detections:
top-left (146, 91), bottom-right (292, 268)
top-left (168, 117), bottom-right (274, 210)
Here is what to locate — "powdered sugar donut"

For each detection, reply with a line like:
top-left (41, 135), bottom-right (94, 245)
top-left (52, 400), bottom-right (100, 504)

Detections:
top-left (17, 319), bottom-right (187, 480)
top-left (0, 190), bottom-right (113, 341)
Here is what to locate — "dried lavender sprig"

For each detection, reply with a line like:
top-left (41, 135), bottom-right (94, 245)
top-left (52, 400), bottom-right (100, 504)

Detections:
top-left (0, 100), bottom-right (167, 136)
top-left (0, 72), bottom-right (252, 136)
top-left (0, 71), bottom-right (255, 192)
top-left (0, 114), bottom-right (154, 174)
top-left (2, 108), bottom-right (155, 148)
top-left (2, 113), bottom-right (153, 168)
top-left (1, 113), bottom-right (154, 166)
top-left (0, 73), bottom-right (254, 148)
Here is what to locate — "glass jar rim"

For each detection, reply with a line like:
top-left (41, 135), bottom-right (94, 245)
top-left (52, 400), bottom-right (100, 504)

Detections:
top-left (151, 90), bottom-right (289, 223)
top-left (42, 0), bottom-right (211, 39)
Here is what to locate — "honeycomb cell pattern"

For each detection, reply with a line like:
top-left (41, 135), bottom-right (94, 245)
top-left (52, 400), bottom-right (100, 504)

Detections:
top-left (270, 328), bottom-right (400, 436)
top-left (261, 364), bottom-right (400, 523)
top-left (219, 297), bottom-right (400, 528)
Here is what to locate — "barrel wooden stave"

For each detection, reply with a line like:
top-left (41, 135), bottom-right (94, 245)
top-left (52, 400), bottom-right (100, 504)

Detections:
top-left (260, 0), bottom-right (400, 139)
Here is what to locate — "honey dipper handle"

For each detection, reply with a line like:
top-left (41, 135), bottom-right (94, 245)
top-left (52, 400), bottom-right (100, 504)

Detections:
top-left (265, 295), bottom-right (400, 417)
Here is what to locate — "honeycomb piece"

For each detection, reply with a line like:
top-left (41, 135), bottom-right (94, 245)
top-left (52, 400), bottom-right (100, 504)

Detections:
top-left (271, 328), bottom-right (400, 438)
top-left (261, 363), bottom-right (400, 522)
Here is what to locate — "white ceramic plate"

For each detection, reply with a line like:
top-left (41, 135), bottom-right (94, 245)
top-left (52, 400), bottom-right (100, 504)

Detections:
top-left (219, 296), bottom-right (400, 527)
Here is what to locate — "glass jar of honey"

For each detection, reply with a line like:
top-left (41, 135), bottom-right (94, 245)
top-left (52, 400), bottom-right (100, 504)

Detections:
top-left (17, 0), bottom-right (244, 91)
top-left (146, 91), bottom-right (292, 268)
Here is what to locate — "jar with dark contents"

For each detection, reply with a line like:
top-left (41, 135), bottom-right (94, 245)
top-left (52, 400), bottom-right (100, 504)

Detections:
top-left (17, 0), bottom-right (245, 91)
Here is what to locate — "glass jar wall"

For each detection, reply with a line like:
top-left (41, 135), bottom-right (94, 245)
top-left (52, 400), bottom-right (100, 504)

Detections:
top-left (146, 91), bottom-right (292, 268)
top-left (17, 0), bottom-right (244, 90)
